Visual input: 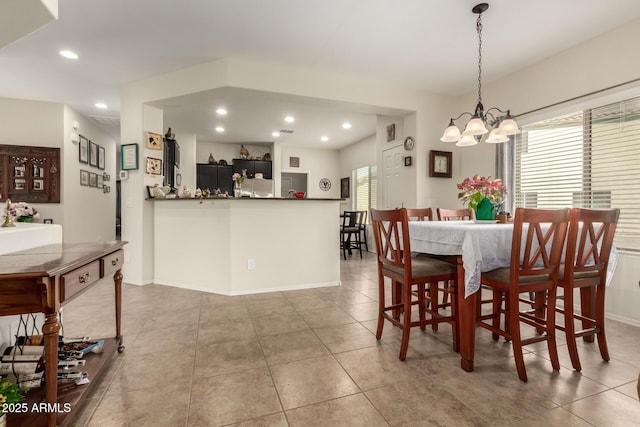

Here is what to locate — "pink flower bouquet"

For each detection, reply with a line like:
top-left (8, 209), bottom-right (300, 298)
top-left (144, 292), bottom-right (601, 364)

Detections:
top-left (457, 174), bottom-right (507, 211)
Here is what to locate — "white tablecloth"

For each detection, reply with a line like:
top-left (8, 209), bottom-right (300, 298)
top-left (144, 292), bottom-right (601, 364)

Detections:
top-left (409, 221), bottom-right (513, 297)
top-left (408, 220), bottom-right (617, 298)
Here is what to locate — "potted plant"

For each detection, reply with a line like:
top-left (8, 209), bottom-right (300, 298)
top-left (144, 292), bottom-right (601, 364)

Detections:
top-left (457, 174), bottom-right (507, 220)
top-left (0, 377), bottom-right (28, 426)
top-left (6, 201), bottom-right (39, 223)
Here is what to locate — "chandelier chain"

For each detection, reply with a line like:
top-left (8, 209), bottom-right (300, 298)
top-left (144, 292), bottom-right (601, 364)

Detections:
top-left (477, 13), bottom-right (483, 104)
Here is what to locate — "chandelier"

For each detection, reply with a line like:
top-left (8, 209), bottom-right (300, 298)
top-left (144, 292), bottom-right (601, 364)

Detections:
top-left (440, 3), bottom-right (519, 146)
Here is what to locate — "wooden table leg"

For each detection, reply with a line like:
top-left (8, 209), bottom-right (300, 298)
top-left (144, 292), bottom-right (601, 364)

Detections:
top-left (456, 257), bottom-right (478, 372)
top-left (42, 311), bottom-right (60, 427)
top-left (114, 269), bottom-right (124, 351)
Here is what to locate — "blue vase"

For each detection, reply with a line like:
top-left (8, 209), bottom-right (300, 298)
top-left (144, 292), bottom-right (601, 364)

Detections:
top-left (475, 198), bottom-right (495, 220)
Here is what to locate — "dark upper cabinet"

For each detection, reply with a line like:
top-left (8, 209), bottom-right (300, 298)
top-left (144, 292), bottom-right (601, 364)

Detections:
top-left (196, 164), bottom-right (233, 194)
top-left (232, 159), bottom-right (272, 179)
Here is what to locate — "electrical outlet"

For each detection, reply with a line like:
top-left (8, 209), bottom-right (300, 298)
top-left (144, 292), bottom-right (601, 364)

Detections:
top-left (247, 259), bottom-right (255, 270)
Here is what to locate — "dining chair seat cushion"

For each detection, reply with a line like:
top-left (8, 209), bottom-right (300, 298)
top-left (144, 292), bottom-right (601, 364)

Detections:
top-left (342, 226), bottom-right (360, 233)
top-left (382, 256), bottom-right (456, 278)
top-left (482, 268), bottom-right (550, 285)
top-left (558, 265), bottom-right (600, 281)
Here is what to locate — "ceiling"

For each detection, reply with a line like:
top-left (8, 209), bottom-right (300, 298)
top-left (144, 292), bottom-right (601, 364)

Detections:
top-left (2, 0), bottom-right (640, 148)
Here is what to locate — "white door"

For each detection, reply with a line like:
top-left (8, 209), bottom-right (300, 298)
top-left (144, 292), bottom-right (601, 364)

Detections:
top-left (382, 144), bottom-right (405, 209)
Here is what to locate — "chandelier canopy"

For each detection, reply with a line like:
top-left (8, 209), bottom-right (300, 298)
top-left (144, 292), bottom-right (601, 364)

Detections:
top-left (440, 3), bottom-right (520, 146)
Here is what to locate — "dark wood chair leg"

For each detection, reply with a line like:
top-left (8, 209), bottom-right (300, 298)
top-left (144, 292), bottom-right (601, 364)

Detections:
top-left (595, 283), bottom-right (610, 361)
top-left (563, 284), bottom-right (582, 371)
top-left (580, 286), bottom-right (596, 343)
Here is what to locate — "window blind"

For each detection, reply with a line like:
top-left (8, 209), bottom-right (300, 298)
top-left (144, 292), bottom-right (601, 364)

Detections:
top-left (353, 165), bottom-right (377, 221)
top-left (514, 96), bottom-right (640, 250)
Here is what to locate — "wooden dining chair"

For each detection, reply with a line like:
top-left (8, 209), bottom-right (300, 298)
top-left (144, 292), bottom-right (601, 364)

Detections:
top-left (340, 211), bottom-right (363, 260)
top-left (477, 207), bottom-right (570, 382)
top-left (437, 208), bottom-right (474, 221)
top-left (556, 208), bottom-right (619, 371)
top-left (370, 208), bottom-right (458, 360)
top-left (405, 207), bottom-right (452, 325)
top-left (405, 208), bottom-right (434, 221)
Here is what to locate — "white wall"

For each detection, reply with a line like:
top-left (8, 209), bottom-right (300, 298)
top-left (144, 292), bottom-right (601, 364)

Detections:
top-left (63, 105), bottom-right (117, 243)
top-left (279, 145), bottom-right (340, 199)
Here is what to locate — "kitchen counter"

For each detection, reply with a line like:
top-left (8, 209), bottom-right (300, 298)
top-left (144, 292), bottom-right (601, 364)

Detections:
top-left (152, 198), bottom-right (341, 295)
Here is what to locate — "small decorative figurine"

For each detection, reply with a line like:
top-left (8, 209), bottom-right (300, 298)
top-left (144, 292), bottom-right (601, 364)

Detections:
top-left (165, 128), bottom-right (175, 140)
top-left (240, 144), bottom-right (249, 159)
top-left (2, 198), bottom-right (15, 227)
top-left (208, 153), bottom-right (215, 164)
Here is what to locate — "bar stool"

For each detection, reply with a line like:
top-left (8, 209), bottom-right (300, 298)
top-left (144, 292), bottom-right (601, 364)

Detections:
top-left (340, 211), bottom-right (363, 260)
top-left (556, 208), bottom-right (619, 371)
top-left (370, 208), bottom-right (458, 360)
top-left (477, 207), bottom-right (570, 382)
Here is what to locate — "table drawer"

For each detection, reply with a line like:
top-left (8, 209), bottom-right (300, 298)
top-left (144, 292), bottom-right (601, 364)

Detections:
top-left (101, 249), bottom-right (124, 277)
top-left (61, 260), bottom-right (100, 302)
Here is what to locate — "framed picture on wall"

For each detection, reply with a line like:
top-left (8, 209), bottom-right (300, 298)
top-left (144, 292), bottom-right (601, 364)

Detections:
top-left (98, 145), bottom-right (105, 170)
top-left (121, 143), bottom-right (138, 170)
top-left (79, 135), bottom-right (89, 164)
top-left (89, 172), bottom-right (98, 187)
top-left (80, 170), bottom-right (89, 186)
top-left (340, 177), bottom-right (350, 198)
top-left (429, 150), bottom-right (452, 178)
top-left (89, 141), bottom-right (99, 167)
top-left (146, 157), bottom-right (162, 175)
top-left (386, 124), bottom-right (396, 142)
top-left (146, 132), bottom-right (163, 150)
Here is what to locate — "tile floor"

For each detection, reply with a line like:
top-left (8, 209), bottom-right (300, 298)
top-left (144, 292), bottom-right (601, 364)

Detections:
top-left (62, 251), bottom-right (640, 426)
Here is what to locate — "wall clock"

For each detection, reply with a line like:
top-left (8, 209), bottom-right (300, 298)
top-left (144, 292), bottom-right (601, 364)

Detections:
top-left (319, 177), bottom-right (331, 191)
top-left (404, 136), bottom-right (415, 151)
top-left (429, 150), bottom-right (452, 178)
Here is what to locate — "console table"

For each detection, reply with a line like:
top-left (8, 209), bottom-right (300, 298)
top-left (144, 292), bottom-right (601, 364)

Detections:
top-left (0, 241), bottom-right (127, 427)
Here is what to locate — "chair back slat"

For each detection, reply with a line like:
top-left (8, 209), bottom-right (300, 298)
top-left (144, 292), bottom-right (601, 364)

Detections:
top-left (437, 208), bottom-right (473, 221)
top-left (406, 208), bottom-right (433, 221)
top-left (511, 208), bottom-right (570, 282)
top-left (566, 208), bottom-right (619, 277)
top-left (371, 208), bottom-right (411, 273)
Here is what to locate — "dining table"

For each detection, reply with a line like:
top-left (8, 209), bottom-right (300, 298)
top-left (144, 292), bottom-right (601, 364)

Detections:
top-left (408, 219), bottom-right (618, 372)
top-left (408, 220), bottom-right (516, 372)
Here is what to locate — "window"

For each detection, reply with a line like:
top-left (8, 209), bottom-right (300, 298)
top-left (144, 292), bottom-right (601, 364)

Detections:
top-left (353, 165), bottom-right (377, 220)
top-left (514, 96), bottom-right (640, 250)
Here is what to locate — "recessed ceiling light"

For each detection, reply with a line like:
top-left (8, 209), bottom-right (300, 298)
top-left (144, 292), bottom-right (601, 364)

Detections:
top-left (272, 132), bottom-right (280, 137)
top-left (59, 50), bottom-right (78, 59)
top-left (321, 136), bottom-right (329, 142)
top-left (216, 108), bottom-right (227, 115)
top-left (285, 116), bottom-right (295, 123)
top-left (342, 122), bottom-right (352, 129)
top-left (215, 126), bottom-right (225, 132)
top-left (95, 102), bottom-right (107, 109)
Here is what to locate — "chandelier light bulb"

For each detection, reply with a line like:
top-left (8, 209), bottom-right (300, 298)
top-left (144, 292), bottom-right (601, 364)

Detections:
top-left (463, 118), bottom-right (488, 136)
top-left (485, 128), bottom-right (509, 143)
top-left (496, 117), bottom-right (520, 135)
top-left (440, 120), bottom-right (462, 142)
top-left (456, 134), bottom-right (478, 147)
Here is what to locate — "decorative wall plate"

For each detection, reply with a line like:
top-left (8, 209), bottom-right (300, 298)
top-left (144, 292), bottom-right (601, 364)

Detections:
top-left (319, 177), bottom-right (331, 191)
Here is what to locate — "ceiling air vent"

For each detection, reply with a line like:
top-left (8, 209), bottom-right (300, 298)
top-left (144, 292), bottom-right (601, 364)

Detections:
top-left (279, 129), bottom-right (294, 134)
